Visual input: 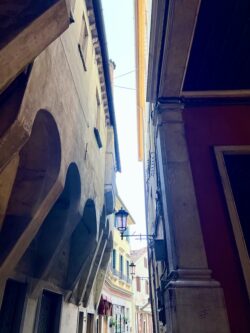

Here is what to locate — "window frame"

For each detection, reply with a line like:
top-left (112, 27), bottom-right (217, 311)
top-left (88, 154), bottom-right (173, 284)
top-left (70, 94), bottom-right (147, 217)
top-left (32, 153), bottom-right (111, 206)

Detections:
top-left (35, 289), bottom-right (63, 333)
top-left (94, 88), bottom-right (103, 149)
top-left (77, 311), bottom-right (84, 333)
top-left (119, 255), bottom-right (123, 278)
top-left (214, 145), bottom-right (250, 299)
top-left (112, 249), bottom-right (116, 270)
top-left (126, 260), bottom-right (129, 279)
top-left (78, 11), bottom-right (89, 71)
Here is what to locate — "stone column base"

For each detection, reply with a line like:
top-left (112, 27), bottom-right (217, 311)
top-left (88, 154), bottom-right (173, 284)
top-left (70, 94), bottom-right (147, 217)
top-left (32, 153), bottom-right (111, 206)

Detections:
top-left (163, 273), bottom-right (230, 333)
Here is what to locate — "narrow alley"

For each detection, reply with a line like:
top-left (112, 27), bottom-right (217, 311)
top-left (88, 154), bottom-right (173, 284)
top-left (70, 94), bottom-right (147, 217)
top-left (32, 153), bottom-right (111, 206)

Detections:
top-left (0, 1), bottom-right (250, 333)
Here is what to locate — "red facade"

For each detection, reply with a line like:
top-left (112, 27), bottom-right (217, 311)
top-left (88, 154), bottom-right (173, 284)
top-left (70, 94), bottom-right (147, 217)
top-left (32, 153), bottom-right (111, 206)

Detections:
top-left (184, 106), bottom-right (250, 332)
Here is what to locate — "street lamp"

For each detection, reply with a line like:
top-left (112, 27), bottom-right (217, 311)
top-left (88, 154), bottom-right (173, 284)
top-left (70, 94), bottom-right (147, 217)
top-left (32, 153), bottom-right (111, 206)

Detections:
top-left (115, 208), bottom-right (155, 240)
top-left (129, 261), bottom-right (149, 280)
top-left (129, 262), bottom-right (136, 277)
top-left (115, 207), bottom-right (129, 239)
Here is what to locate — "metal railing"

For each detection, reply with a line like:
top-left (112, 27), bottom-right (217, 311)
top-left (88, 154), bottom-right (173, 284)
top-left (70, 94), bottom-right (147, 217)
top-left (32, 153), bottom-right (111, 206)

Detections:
top-left (110, 268), bottom-right (132, 284)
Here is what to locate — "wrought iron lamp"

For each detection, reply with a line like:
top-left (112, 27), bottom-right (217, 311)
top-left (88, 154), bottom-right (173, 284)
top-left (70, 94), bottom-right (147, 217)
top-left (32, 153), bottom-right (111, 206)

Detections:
top-left (115, 207), bottom-right (155, 240)
top-left (115, 207), bottom-right (128, 239)
top-left (129, 262), bottom-right (136, 277)
top-left (129, 261), bottom-right (149, 280)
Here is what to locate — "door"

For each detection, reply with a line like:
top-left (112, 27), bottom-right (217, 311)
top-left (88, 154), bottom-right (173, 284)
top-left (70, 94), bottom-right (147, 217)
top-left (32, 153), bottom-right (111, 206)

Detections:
top-left (0, 279), bottom-right (27, 333)
top-left (37, 290), bottom-right (62, 333)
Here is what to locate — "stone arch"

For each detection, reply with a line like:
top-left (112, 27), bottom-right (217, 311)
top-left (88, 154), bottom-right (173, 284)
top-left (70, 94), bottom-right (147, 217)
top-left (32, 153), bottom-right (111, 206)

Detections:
top-left (95, 205), bottom-right (107, 241)
top-left (81, 211), bottom-right (110, 306)
top-left (94, 232), bottom-right (113, 308)
top-left (100, 229), bottom-right (113, 271)
top-left (66, 199), bottom-right (98, 290)
top-left (17, 163), bottom-right (81, 280)
top-left (0, 110), bottom-right (61, 267)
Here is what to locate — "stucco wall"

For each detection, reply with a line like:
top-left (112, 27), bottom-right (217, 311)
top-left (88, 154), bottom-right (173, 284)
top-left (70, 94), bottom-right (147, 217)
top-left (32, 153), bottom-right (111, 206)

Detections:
top-left (0, 0), bottom-right (117, 331)
top-left (184, 105), bottom-right (250, 333)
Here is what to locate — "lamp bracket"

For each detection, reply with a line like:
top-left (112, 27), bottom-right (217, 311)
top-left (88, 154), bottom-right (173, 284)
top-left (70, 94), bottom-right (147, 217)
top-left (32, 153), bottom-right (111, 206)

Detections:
top-left (120, 233), bottom-right (155, 241)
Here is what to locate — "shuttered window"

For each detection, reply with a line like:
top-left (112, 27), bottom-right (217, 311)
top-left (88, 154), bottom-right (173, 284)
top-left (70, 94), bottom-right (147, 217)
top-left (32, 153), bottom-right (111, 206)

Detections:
top-left (136, 276), bottom-right (141, 292)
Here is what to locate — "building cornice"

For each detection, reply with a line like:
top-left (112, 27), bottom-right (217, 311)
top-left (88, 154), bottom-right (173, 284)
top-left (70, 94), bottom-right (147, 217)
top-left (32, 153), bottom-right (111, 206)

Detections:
top-left (147, 0), bottom-right (201, 101)
top-left (146, 0), bottom-right (168, 102)
top-left (104, 277), bottom-right (133, 299)
top-left (88, 0), bottom-right (121, 171)
top-left (156, 96), bottom-right (250, 109)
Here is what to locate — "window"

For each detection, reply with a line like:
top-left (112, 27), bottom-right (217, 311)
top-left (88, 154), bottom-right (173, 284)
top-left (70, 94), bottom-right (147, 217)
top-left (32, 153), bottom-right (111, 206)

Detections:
top-left (215, 146), bottom-right (250, 298)
top-left (126, 260), bottom-right (129, 279)
top-left (96, 89), bottom-right (101, 128)
top-left (112, 249), bottom-right (116, 270)
top-left (136, 276), bottom-right (141, 292)
top-left (0, 279), bottom-right (27, 333)
top-left (113, 305), bottom-right (125, 333)
top-left (77, 311), bottom-right (84, 333)
top-left (144, 257), bottom-right (148, 268)
top-left (145, 280), bottom-right (149, 295)
top-left (119, 255), bottom-right (123, 278)
top-left (37, 290), bottom-right (62, 333)
top-left (78, 11), bottom-right (89, 71)
top-left (86, 314), bottom-right (94, 333)
top-left (94, 89), bottom-right (103, 148)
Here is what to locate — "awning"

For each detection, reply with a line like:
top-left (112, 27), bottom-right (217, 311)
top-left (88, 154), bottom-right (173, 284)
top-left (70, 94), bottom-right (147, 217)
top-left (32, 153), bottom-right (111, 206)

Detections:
top-left (98, 295), bottom-right (113, 316)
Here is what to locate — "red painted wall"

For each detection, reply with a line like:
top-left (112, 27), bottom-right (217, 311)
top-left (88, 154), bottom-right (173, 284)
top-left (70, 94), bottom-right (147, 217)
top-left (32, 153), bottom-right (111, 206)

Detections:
top-left (183, 105), bottom-right (250, 333)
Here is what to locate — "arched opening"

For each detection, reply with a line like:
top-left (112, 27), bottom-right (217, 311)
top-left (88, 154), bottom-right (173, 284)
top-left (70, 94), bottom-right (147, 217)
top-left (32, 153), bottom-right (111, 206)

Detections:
top-left (82, 212), bottom-right (110, 306)
top-left (100, 231), bottom-right (113, 271)
top-left (17, 163), bottom-right (81, 280)
top-left (66, 199), bottom-right (98, 290)
top-left (99, 205), bottom-right (107, 237)
top-left (94, 232), bottom-right (113, 307)
top-left (0, 110), bottom-right (61, 266)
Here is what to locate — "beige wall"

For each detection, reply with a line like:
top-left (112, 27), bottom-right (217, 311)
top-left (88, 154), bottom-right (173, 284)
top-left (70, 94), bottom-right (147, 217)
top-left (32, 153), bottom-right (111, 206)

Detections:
top-left (0, 1), bottom-right (117, 332)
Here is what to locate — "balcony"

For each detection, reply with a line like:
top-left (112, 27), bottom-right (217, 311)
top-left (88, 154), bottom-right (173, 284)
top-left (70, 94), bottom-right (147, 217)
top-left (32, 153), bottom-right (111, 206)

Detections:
top-left (112, 267), bottom-right (120, 278)
top-left (110, 267), bottom-right (131, 284)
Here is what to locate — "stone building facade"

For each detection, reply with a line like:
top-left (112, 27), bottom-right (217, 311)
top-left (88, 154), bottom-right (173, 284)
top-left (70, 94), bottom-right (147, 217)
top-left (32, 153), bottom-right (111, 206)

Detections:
top-left (144, 1), bottom-right (250, 333)
top-left (0, 0), bottom-right (119, 332)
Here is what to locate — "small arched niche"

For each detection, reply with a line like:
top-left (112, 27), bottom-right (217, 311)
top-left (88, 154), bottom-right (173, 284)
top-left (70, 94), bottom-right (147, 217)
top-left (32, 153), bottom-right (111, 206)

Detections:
top-left (0, 110), bottom-right (61, 266)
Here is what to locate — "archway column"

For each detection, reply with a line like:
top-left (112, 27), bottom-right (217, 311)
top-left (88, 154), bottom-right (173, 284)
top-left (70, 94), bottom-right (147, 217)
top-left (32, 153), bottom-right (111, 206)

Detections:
top-left (156, 102), bottom-right (230, 332)
top-left (0, 155), bottom-right (19, 230)
top-left (94, 233), bottom-right (113, 308)
top-left (70, 230), bottom-right (104, 305)
top-left (0, 181), bottom-right (62, 278)
top-left (82, 238), bottom-right (107, 306)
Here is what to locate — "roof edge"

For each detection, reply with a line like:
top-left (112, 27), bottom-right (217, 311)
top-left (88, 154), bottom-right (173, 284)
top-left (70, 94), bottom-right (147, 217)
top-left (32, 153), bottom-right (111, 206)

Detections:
top-left (92, 0), bottom-right (121, 172)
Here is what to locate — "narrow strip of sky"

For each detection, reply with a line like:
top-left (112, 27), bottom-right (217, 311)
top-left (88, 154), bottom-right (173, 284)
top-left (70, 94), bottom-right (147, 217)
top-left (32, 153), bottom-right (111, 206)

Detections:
top-left (102, 0), bottom-right (146, 247)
